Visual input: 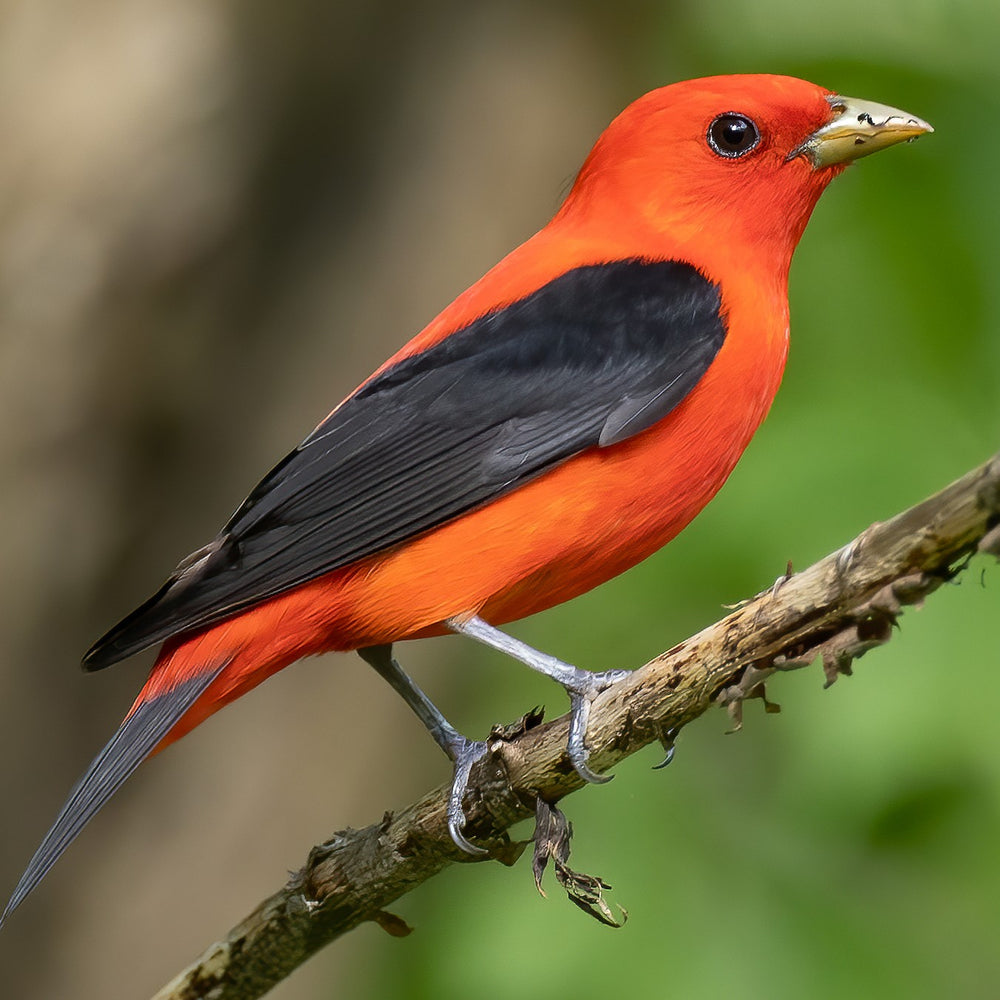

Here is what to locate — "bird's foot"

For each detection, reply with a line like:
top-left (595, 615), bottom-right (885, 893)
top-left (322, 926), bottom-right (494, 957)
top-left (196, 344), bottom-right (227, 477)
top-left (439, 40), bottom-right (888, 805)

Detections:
top-left (562, 667), bottom-right (630, 784)
top-left (441, 617), bottom-right (630, 786)
top-left (442, 733), bottom-right (490, 856)
top-left (358, 644), bottom-right (492, 856)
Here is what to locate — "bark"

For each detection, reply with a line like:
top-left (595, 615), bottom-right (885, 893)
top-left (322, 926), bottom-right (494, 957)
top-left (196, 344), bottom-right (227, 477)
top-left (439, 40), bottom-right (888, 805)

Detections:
top-left (154, 451), bottom-right (1000, 1000)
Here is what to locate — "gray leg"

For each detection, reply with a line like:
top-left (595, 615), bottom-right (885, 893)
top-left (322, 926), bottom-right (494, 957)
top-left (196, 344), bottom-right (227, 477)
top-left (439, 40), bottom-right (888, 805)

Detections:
top-left (358, 644), bottom-right (487, 855)
top-left (444, 615), bottom-right (629, 784)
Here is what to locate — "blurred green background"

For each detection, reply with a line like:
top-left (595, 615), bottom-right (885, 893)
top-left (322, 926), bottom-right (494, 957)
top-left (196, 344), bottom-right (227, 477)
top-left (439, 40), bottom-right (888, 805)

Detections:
top-left (0, 1), bottom-right (997, 998)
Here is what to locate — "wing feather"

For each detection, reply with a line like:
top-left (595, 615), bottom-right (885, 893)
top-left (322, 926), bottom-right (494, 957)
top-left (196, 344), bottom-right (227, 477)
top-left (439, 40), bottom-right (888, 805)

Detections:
top-left (84, 259), bottom-right (724, 670)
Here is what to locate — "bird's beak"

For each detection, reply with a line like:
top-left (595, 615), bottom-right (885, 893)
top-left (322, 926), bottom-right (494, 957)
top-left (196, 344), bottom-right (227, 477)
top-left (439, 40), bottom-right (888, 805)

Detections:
top-left (791, 95), bottom-right (933, 167)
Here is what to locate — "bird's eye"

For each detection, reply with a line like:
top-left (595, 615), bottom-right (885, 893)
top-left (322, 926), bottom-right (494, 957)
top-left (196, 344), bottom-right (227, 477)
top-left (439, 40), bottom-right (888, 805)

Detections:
top-left (707, 114), bottom-right (760, 158)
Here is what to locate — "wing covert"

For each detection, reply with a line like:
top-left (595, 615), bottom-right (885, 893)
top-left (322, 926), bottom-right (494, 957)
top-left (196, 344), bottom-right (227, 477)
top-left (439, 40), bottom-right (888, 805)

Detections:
top-left (83, 258), bottom-right (725, 670)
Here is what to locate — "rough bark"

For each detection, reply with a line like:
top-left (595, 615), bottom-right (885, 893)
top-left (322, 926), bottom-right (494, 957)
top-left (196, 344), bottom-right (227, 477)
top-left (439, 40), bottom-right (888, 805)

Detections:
top-left (154, 451), bottom-right (1000, 1000)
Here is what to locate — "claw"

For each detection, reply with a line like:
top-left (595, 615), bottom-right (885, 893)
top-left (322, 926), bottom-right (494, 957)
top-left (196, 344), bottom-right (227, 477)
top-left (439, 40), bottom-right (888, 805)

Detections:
top-left (444, 736), bottom-right (489, 856)
top-left (652, 727), bottom-right (678, 770)
top-left (567, 691), bottom-right (612, 783)
top-left (565, 668), bottom-right (630, 785)
top-left (448, 813), bottom-right (487, 856)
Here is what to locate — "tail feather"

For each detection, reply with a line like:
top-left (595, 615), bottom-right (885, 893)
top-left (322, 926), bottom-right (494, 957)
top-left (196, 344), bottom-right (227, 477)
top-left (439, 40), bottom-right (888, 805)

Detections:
top-left (1, 661), bottom-right (227, 928)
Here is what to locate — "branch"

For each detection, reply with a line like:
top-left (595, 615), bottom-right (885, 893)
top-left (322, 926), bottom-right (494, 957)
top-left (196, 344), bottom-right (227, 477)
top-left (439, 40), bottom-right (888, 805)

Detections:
top-left (154, 452), bottom-right (1000, 1000)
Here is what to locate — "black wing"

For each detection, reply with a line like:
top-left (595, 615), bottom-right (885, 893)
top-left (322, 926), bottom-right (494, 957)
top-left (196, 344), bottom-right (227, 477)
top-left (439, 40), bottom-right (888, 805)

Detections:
top-left (84, 259), bottom-right (725, 670)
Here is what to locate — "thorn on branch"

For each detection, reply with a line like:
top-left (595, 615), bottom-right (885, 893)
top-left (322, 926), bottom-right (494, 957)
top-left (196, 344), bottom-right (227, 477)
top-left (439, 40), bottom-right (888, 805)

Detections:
top-left (770, 560), bottom-right (795, 598)
top-left (724, 559), bottom-right (794, 611)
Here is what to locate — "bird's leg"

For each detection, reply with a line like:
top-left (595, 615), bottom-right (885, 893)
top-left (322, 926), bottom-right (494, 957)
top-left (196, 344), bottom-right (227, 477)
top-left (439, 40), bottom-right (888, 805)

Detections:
top-left (445, 615), bottom-right (629, 784)
top-left (358, 644), bottom-right (488, 855)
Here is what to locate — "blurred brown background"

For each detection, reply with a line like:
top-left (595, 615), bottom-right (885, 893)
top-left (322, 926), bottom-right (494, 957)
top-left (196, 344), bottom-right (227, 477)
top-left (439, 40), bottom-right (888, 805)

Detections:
top-left (2, 2), bottom-right (998, 999)
top-left (0, 4), bottom-right (632, 996)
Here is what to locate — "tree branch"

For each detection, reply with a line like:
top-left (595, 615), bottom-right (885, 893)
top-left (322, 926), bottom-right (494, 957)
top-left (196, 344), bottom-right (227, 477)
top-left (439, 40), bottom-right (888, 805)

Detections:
top-left (154, 452), bottom-right (1000, 1000)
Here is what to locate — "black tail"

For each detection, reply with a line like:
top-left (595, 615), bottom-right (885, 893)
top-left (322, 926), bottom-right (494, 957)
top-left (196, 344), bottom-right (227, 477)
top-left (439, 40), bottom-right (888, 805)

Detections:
top-left (1, 663), bottom-right (226, 928)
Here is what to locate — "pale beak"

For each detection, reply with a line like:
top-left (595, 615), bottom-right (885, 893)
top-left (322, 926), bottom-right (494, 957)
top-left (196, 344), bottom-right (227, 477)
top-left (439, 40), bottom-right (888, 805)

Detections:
top-left (791, 95), bottom-right (933, 167)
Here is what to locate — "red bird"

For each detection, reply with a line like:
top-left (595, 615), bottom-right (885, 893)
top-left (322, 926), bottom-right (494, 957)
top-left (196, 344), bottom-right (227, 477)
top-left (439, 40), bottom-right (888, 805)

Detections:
top-left (3, 74), bottom-right (930, 921)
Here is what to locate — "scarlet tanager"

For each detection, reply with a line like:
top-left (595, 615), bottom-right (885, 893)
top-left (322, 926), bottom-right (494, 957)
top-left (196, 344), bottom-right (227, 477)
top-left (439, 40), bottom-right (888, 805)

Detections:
top-left (2, 74), bottom-right (931, 922)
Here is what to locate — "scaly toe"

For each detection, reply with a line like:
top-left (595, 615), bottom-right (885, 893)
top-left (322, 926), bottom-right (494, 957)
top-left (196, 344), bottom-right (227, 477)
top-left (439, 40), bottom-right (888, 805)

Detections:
top-left (590, 667), bottom-right (631, 692)
top-left (567, 689), bottom-right (614, 784)
top-left (445, 737), bottom-right (489, 856)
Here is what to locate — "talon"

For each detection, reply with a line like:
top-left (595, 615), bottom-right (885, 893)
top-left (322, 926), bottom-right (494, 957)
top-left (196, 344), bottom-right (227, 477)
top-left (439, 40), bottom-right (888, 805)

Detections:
top-left (445, 737), bottom-right (489, 856)
top-left (448, 814), bottom-right (487, 856)
top-left (572, 757), bottom-right (613, 784)
top-left (652, 727), bottom-right (678, 770)
top-left (564, 668), bottom-right (629, 784)
top-left (567, 704), bottom-right (613, 783)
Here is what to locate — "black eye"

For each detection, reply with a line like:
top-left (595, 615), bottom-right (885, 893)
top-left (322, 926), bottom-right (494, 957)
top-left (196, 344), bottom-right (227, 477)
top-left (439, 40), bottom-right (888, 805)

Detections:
top-left (707, 114), bottom-right (760, 158)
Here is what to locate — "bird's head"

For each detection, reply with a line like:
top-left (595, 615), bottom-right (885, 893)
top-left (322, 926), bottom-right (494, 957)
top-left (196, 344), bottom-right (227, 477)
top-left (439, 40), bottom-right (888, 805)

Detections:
top-left (562, 74), bottom-right (932, 276)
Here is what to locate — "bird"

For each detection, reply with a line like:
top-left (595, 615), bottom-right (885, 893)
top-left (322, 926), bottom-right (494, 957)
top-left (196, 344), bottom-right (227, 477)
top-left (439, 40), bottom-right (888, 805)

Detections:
top-left (2, 74), bottom-right (931, 924)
